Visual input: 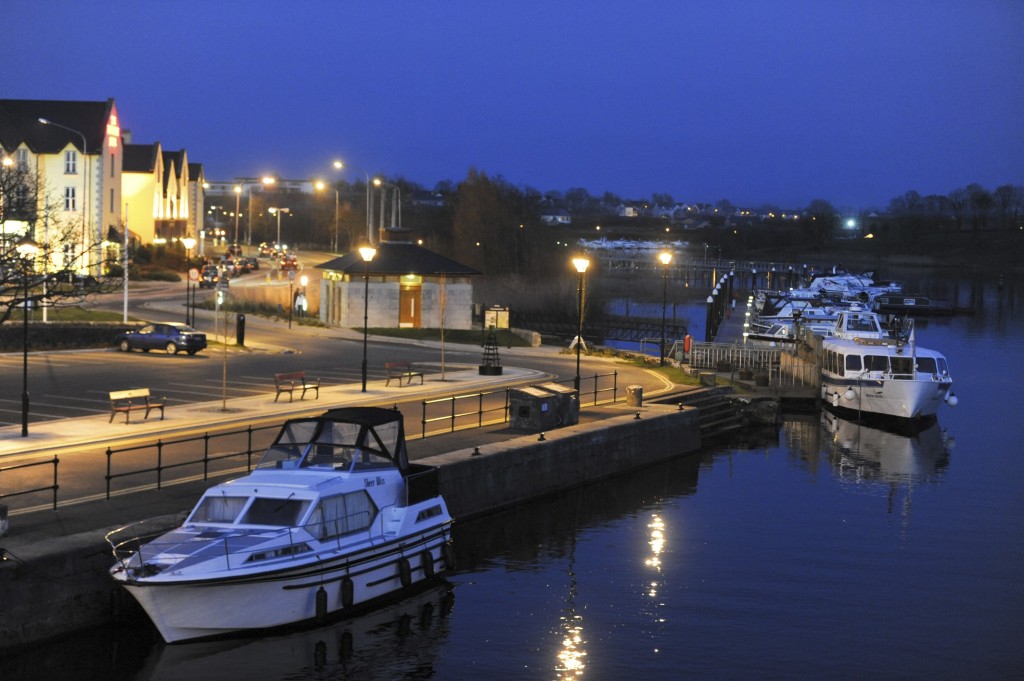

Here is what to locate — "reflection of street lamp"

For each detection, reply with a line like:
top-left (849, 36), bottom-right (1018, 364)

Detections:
top-left (658, 250), bottom-right (672, 366)
top-left (16, 235), bottom-right (39, 437)
top-left (359, 244), bottom-right (376, 392)
top-left (314, 180), bottom-right (339, 252)
top-left (572, 256), bottom-right (590, 392)
top-left (268, 206), bottom-right (290, 252)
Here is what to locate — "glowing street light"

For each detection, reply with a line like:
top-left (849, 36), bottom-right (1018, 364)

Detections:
top-left (572, 256), bottom-right (590, 392)
top-left (268, 206), bottom-right (290, 253)
top-left (359, 244), bottom-right (377, 392)
top-left (658, 250), bottom-right (673, 366)
top-left (16, 235), bottom-right (39, 437)
top-left (314, 180), bottom-right (340, 252)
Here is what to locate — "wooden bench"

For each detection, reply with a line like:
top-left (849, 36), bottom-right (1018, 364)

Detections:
top-left (274, 371), bottom-right (320, 402)
top-left (109, 388), bottom-right (166, 423)
top-left (385, 360), bottom-right (424, 387)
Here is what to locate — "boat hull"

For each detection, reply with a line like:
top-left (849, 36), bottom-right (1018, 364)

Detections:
top-left (115, 525), bottom-right (452, 643)
top-left (820, 374), bottom-right (952, 422)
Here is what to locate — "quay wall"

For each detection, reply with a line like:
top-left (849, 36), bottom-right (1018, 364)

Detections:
top-left (0, 406), bottom-right (700, 652)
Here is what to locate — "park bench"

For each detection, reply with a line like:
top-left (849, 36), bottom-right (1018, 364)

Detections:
top-left (274, 371), bottom-right (320, 402)
top-left (385, 360), bottom-right (425, 387)
top-left (109, 388), bottom-right (166, 423)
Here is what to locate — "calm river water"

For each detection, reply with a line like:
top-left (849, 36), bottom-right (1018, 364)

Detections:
top-left (3, 267), bottom-right (1022, 680)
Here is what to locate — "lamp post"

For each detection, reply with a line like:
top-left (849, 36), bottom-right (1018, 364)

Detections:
top-left (359, 244), bottom-right (377, 392)
top-left (315, 180), bottom-right (340, 252)
top-left (233, 185), bottom-right (242, 249)
top-left (268, 206), bottom-right (290, 254)
top-left (658, 250), bottom-right (672, 366)
top-left (16, 235), bottom-right (39, 437)
top-left (572, 256), bottom-right (590, 392)
top-left (38, 118), bottom-right (88, 272)
top-left (182, 237), bottom-right (196, 326)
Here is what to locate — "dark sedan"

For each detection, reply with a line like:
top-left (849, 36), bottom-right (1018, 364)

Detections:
top-left (115, 323), bottom-right (208, 355)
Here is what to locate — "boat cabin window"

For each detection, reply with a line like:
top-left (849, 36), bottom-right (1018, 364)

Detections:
top-left (847, 315), bottom-right (878, 333)
top-left (305, 491), bottom-right (376, 540)
top-left (890, 356), bottom-right (914, 377)
top-left (188, 495), bottom-right (249, 524)
top-left (241, 497), bottom-right (311, 527)
top-left (864, 354), bottom-right (888, 372)
top-left (916, 357), bottom-right (937, 374)
top-left (845, 355), bottom-right (862, 372)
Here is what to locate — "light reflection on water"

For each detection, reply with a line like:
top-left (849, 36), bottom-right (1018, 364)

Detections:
top-left (2, 269), bottom-right (1022, 680)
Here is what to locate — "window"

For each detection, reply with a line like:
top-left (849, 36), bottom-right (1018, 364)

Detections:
top-left (188, 495), bottom-right (248, 524)
top-left (241, 497), bottom-right (311, 527)
top-left (110, 188), bottom-right (114, 212)
top-left (916, 357), bottom-right (937, 374)
top-left (845, 354), bottom-right (862, 372)
top-left (306, 491), bottom-right (376, 540)
top-left (63, 187), bottom-right (77, 211)
top-left (16, 148), bottom-right (28, 169)
top-left (110, 153), bottom-right (115, 177)
top-left (64, 150), bottom-right (77, 174)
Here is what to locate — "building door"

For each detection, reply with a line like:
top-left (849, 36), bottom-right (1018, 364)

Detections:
top-left (399, 285), bottom-right (421, 328)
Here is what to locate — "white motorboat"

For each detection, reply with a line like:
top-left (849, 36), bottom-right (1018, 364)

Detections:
top-left (818, 305), bottom-right (957, 422)
top-left (106, 407), bottom-right (454, 644)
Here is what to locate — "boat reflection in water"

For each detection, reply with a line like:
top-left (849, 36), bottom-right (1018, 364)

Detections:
top-left (137, 582), bottom-right (455, 681)
top-left (822, 409), bottom-right (953, 486)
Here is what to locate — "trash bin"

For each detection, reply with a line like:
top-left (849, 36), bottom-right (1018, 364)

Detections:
top-left (0, 504), bottom-right (8, 537)
top-left (510, 387), bottom-right (561, 431)
top-left (236, 313), bottom-right (246, 346)
top-left (626, 385), bottom-right (643, 407)
top-left (537, 382), bottom-right (580, 426)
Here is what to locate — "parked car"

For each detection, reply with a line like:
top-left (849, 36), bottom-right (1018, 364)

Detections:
top-left (115, 322), bottom-right (208, 355)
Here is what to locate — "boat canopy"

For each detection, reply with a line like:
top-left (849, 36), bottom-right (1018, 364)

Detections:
top-left (256, 407), bottom-right (410, 474)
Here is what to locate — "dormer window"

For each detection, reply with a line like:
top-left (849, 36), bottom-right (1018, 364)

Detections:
top-left (64, 150), bottom-right (77, 174)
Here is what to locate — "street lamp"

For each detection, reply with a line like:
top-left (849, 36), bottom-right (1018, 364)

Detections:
top-left (233, 185), bottom-right (242, 248)
top-left (38, 118), bottom-right (88, 272)
top-left (658, 250), bottom-right (673, 366)
top-left (268, 206), bottom-right (290, 253)
top-left (182, 237), bottom-right (196, 326)
top-left (335, 160), bottom-right (377, 245)
top-left (16, 235), bottom-right (39, 437)
top-left (572, 256), bottom-right (590, 392)
top-left (314, 180), bottom-right (339, 252)
top-left (359, 244), bottom-right (377, 392)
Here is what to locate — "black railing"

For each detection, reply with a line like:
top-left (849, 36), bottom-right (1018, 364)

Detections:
top-left (0, 456), bottom-right (59, 510)
top-left (419, 371), bottom-right (619, 436)
top-left (104, 423), bottom-right (279, 500)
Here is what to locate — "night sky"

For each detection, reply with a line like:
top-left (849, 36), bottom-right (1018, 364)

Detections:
top-left (5, 1), bottom-right (1022, 210)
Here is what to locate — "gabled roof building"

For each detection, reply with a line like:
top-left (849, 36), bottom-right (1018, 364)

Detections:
top-left (315, 228), bottom-right (479, 329)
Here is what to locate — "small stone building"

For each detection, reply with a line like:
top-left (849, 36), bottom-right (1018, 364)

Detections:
top-left (316, 233), bottom-right (479, 330)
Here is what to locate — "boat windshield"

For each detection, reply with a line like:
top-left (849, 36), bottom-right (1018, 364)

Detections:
top-left (188, 494), bottom-right (249, 524)
top-left (240, 497), bottom-right (311, 527)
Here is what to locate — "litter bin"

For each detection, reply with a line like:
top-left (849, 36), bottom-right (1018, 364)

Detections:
top-left (0, 504), bottom-right (8, 537)
top-left (510, 387), bottom-right (561, 431)
top-left (236, 313), bottom-right (246, 346)
top-left (537, 382), bottom-right (580, 426)
top-left (626, 384), bottom-right (643, 407)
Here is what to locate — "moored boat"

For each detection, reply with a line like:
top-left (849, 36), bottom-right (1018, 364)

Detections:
top-left (817, 305), bottom-right (957, 423)
top-left (106, 406), bottom-right (454, 644)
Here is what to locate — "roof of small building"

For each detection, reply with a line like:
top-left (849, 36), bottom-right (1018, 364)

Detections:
top-left (315, 241), bottom-right (480, 276)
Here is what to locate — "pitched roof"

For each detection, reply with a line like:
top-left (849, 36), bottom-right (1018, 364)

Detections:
top-left (0, 98), bottom-right (113, 154)
top-left (315, 241), bottom-right (479, 276)
top-left (123, 142), bottom-right (161, 173)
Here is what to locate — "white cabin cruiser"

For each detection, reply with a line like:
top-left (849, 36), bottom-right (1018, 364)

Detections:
top-left (818, 305), bottom-right (957, 422)
top-left (106, 407), bottom-right (454, 644)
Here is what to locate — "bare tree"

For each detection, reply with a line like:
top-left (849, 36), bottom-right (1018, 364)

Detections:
top-left (1, 166), bottom-right (121, 324)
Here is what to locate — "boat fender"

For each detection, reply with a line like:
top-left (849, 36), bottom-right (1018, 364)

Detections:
top-left (315, 585), bottom-right (328, 621)
top-left (442, 542), bottom-right (457, 571)
top-left (831, 392), bottom-right (841, 407)
top-left (399, 557), bottom-right (412, 587)
top-left (340, 577), bottom-right (354, 609)
top-left (421, 550), bottom-right (435, 578)
top-left (946, 393), bottom-right (958, 407)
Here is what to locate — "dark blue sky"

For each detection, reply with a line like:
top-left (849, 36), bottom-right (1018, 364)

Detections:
top-left (6, 1), bottom-right (1022, 210)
